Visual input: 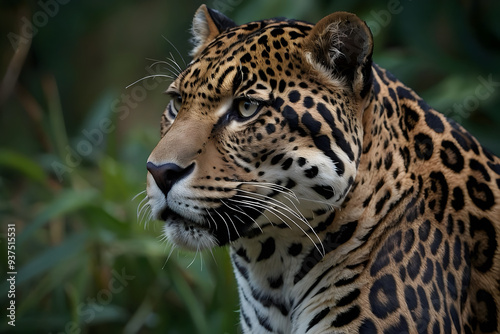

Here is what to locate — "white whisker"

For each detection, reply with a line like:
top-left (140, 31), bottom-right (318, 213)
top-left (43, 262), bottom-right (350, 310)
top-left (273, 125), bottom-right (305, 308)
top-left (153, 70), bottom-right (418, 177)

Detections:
top-left (237, 203), bottom-right (274, 229)
top-left (143, 208), bottom-right (153, 230)
top-left (224, 211), bottom-right (241, 239)
top-left (187, 249), bottom-right (198, 268)
top-left (162, 35), bottom-right (187, 67)
top-left (168, 52), bottom-right (184, 75)
top-left (199, 251), bottom-right (204, 271)
top-left (133, 189), bottom-right (155, 230)
top-left (214, 209), bottom-right (233, 241)
top-left (132, 190), bottom-right (147, 202)
top-left (296, 196), bottom-right (337, 210)
top-left (136, 197), bottom-right (148, 219)
top-left (234, 191), bottom-right (304, 224)
top-left (137, 197), bottom-right (149, 218)
top-left (145, 55), bottom-right (183, 78)
top-left (208, 247), bottom-right (218, 266)
top-left (161, 59), bottom-right (182, 78)
top-left (230, 191), bottom-right (325, 256)
top-left (162, 246), bottom-right (176, 269)
top-left (238, 181), bottom-right (299, 201)
top-left (237, 181), bottom-right (328, 255)
top-left (221, 200), bottom-right (264, 233)
top-left (229, 198), bottom-right (292, 229)
top-left (206, 209), bottom-right (218, 231)
top-left (146, 59), bottom-right (178, 76)
top-left (126, 74), bottom-right (175, 89)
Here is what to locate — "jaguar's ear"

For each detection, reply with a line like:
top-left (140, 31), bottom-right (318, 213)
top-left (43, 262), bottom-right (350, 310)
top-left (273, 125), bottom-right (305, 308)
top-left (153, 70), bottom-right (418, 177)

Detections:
top-left (190, 5), bottom-right (236, 58)
top-left (304, 12), bottom-right (373, 98)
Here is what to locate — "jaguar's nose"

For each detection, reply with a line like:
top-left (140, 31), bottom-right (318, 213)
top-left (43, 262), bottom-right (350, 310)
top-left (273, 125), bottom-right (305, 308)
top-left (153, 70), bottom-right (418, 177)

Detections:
top-left (147, 162), bottom-right (195, 196)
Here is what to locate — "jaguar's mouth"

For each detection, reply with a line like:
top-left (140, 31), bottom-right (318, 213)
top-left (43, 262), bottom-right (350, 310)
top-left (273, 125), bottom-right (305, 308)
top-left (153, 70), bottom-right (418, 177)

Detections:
top-left (160, 207), bottom-right (210, 231)
top-left (159, 207), bottom-right (218, 251)
top-left (160, 207), bottom-right (182, 222)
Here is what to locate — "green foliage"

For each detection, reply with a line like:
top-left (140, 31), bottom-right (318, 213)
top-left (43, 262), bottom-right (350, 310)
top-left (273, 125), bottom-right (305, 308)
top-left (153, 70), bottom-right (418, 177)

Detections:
top-left (0, 0), bottom-right (498, 333)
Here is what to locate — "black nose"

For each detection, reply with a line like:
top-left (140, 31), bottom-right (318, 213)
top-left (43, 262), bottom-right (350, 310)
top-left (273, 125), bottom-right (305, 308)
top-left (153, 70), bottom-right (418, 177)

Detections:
top-left (147, 162), bottom-right (195, 196)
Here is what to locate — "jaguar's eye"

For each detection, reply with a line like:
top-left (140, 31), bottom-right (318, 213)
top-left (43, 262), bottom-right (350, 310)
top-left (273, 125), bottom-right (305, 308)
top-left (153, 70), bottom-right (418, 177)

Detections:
top-left (237, 99), bottom-right (260, 118)
top-left (171, 94), bottom-right (182, 114)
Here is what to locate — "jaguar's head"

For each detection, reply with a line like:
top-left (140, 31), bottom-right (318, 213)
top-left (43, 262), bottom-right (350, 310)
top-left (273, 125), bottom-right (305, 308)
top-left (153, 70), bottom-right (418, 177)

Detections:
top-left (146, 5), bottom-right (373, 251)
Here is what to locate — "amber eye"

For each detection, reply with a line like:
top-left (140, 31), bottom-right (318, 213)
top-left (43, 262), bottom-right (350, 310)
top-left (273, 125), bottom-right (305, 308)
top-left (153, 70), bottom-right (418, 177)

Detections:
top-left (171, 94), bottom-right (182, 115)
top-left (237, 99), bottom-right (260, 118)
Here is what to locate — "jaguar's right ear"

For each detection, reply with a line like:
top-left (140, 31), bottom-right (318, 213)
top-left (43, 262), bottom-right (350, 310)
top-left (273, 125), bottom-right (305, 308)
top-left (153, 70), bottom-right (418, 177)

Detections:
top-left (190, 5), bottom-right (236, 58)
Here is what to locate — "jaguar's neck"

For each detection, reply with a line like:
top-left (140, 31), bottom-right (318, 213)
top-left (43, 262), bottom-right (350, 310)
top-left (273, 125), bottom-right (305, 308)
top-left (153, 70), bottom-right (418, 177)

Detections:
top-left (229, 202), bottom-right (371, 333)
top-left (229, 211), bottom-right (341, 332)
top-left (338, 65), bottom-right (420, 231)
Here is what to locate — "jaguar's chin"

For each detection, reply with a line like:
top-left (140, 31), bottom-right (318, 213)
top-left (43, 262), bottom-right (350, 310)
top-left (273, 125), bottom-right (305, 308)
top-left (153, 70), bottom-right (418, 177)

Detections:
top-left (160, 208), bottom-right (218, 251)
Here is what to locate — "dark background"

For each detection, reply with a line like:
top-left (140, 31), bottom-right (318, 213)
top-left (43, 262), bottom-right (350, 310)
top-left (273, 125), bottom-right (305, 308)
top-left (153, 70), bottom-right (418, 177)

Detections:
top-left (1, 0), bottom-right (499, 333)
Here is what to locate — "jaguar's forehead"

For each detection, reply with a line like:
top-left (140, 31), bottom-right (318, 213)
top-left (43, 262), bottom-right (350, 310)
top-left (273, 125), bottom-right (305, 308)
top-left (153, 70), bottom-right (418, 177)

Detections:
top-left (173, 19), bottom-right (314, 100)
top-left (200, 18), bottom-right (313, 58)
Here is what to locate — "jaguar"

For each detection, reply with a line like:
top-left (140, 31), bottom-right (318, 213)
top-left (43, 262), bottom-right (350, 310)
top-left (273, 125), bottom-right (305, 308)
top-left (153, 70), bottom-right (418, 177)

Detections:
top-left (145, 5), bottom-right (500, 333)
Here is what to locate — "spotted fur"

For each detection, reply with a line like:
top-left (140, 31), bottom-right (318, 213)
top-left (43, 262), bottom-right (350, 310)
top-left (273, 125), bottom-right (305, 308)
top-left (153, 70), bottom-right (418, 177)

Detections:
top-left (145, 5), bottom-right (500, 333)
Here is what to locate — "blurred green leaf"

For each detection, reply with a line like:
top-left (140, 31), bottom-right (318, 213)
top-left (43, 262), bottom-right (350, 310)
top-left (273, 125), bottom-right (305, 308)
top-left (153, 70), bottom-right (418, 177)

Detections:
top-left (16, 253), bottom-right (90, 316)
top-left (0, 149), bottom-right (47, 183)
top-left (18, 189), bottom-right (98, 244)
top-left (169, 264), bottom-right (210, 334)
